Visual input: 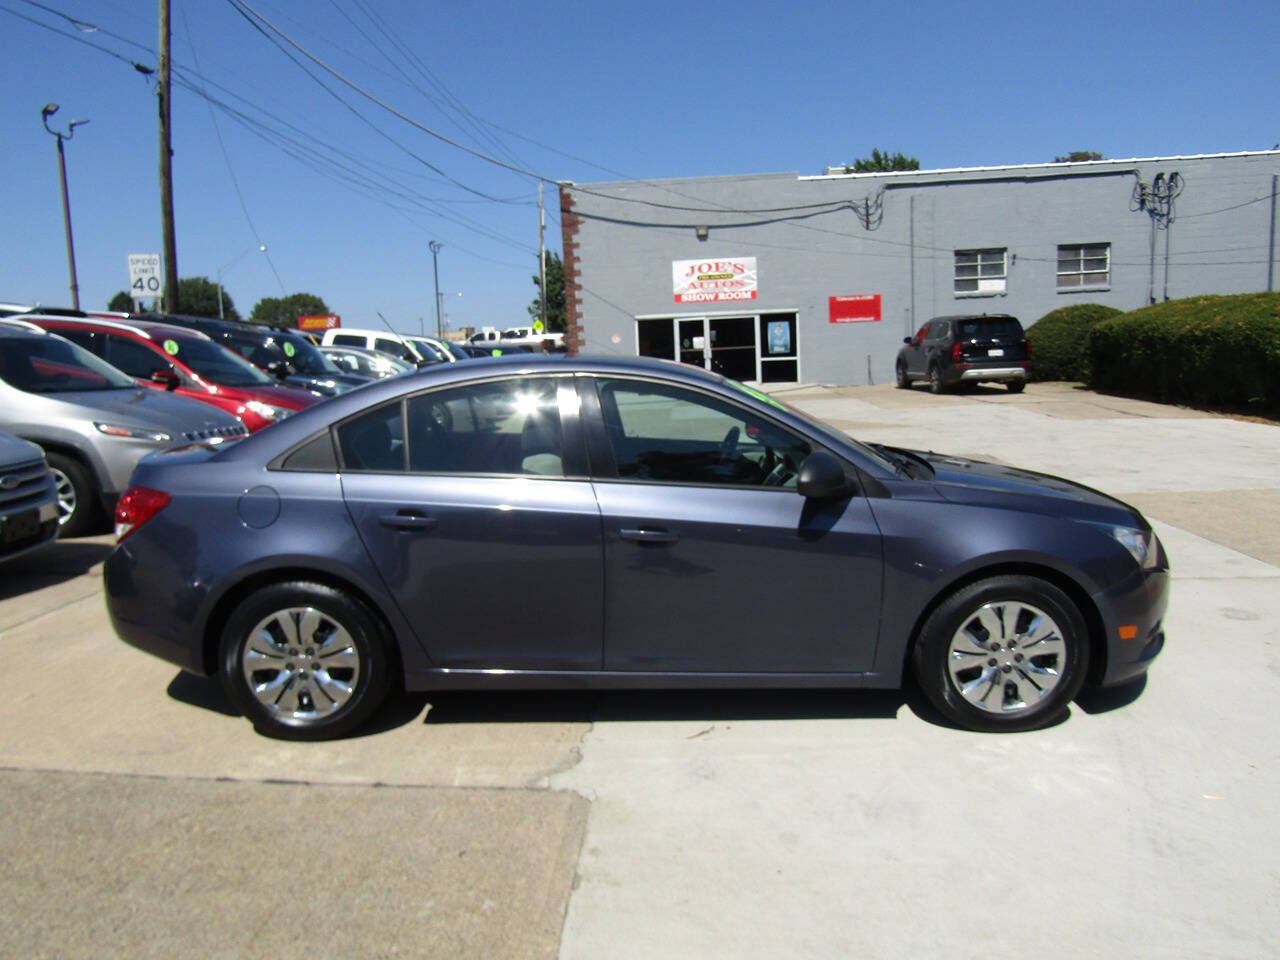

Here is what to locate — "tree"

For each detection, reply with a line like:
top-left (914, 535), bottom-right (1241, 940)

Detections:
top-left (1054, 151), bottom-right (1104, 163)
top-left (170, 276), bottom-right (239, 319)
top-left (107, 290), bottom-right (143, 313)
top-left (527, 252), bottom-right (566, 333)
top-left (845, 149), bottom-right (920, 173)
top-left (249, 293), bottom-right (330, 327)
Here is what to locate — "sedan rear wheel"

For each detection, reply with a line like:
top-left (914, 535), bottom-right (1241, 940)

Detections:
top-left (912, 575), bottom-right (1089, 732)
top-left (220, 582), bottom-right (392, 740)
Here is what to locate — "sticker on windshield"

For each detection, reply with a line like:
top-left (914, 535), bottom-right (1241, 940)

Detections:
top-left (283, 341), bottom-right (296, 358)
top-left (491, 348), bottom-right (503, 356)
top-left (162, 339), bottom-right (180, 356)
top-left (731, 380), bottom-right (786, 411)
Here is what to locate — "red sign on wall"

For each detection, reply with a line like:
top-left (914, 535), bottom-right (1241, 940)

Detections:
top-left (828, 294), bottom-right (881, 324)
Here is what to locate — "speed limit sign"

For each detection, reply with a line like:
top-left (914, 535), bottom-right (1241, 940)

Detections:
top-left (127, 253), bottom-right (162, 300)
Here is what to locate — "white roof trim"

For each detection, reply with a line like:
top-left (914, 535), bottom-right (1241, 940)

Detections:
top-left (801, 149), bottom-right (1280, 181)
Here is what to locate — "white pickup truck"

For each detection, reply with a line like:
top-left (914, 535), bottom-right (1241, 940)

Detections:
top-left (468, 326), bottom-right (564, 348)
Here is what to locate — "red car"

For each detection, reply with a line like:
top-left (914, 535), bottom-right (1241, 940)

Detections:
top-left (29, 317), bottom-right (319, 432)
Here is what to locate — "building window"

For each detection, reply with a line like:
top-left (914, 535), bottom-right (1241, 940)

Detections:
top-left (1057, 243), bottom-right (1110, 289)
top-left (954, 248), bottom-right (1007, 296)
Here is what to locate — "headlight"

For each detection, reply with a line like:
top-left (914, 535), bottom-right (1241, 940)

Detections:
top-left (245, 401), bottom-right (287, 421)
top-left (1109, 526), bottom-right (1159, 569)
top-left (94, 422), bottom-right (171, 443)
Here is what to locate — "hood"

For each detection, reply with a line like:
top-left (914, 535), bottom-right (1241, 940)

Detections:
top-left (918, 450), bottom-right (1142, 523)
top-left (0, 429), bottom-right (43, 465)
top-left (212, 381), bottom-right (320, 410)
top-left (52, 388), bottom-right (244, 432)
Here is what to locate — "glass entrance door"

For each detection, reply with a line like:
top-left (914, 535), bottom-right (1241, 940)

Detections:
top-left (677, 318), bottom-right (708, 369)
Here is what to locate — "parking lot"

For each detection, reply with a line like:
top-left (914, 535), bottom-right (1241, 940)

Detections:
top-left (2, 381), bottom-right (1278, 959)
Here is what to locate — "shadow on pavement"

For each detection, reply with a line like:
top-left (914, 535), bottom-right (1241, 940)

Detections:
top-left (0, 539), bottom-right (113, 601)
top-left (420, 686), bottom-right (910, 725)
top-left (166, 672), bottom-right (1103, 736)
top-left (166, 672), bottom-right (239, 717)
top-left (1075, 675), bottom-right (1148, 715)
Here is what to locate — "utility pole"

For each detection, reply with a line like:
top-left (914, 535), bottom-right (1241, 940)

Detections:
top-left (158, 0), bottom-right (179, 312)
top-left (40, 104), bottom-right (87, 311)
top-left (429, 240), bottom-right (442, 339)
top-left (538, 180), bottom-right (547, 333)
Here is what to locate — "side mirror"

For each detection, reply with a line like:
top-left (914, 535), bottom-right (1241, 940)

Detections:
top-left (796, 451), bottom-right (852, 499)
top-left (150, 369), bottom-right (179, 391)
top-left (903, 336), bottom-right (913, 345)
top-left (266, 360), bottom-right (289, 380)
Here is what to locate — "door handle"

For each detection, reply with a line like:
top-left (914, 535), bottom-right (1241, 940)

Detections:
top-left (619, 527), bottom-right (678, 544)
top-left (378, 511), bottom-right (438, 531)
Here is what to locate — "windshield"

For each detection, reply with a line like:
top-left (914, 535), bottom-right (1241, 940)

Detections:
top-left (165, 336), bottom-right (273, 386)
top-left (277, 334), bottom-right (340, 375)
top-left (441, 341), bottom-right (468, 361)
top-left (405, 337), bottom-right (447, 362)
top-left (0, 335), bottom-right (138, 393)
top-left (723, 376), bottom-right (899, 473)
top-left (957, 317), bottom-right (1024, 339)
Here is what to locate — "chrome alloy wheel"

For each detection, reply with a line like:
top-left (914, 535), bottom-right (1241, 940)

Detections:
top-left (947, 601), bottom-right (1066, 714)
top-left (49, 466), bottom-right (76, 525)
top-left (241, 606), bottom-right (361, 721)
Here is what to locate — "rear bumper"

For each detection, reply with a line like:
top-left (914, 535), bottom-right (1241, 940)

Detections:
top-left (104, 541), bottom-right (209, 675)
top-left (956, 366), bottom-right (1028, 382)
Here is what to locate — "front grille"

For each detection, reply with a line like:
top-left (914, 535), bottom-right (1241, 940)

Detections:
top-left (0, 458), bottom-right (54, 512)
top-left (181, 424), bottom-right (250, 442)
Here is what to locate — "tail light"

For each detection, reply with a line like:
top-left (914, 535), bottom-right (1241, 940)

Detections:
top-left (951, 341), bottom-right (963, 363)
top-left (115, 486), bottom-right (171, 542)
top-left (1025, 338), bottom-right (1033, 359)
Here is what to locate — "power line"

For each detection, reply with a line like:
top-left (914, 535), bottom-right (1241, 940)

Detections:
top-left (179, 1), bottom-right (287, 295)
top-left (226, 0), bottom-right (551, 184)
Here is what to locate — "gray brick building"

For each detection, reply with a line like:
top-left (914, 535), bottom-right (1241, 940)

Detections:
top-left (558, 150), bottom-right (1279, 385)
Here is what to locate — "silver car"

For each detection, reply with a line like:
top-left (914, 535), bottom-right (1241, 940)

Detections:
top-left (0, 322), bottom-right (248, 535)
top-left (0, 429), bottom-right (59, 562)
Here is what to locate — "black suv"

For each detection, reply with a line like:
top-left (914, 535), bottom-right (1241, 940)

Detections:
top-left (896, 314), bottom-right (1031, 394)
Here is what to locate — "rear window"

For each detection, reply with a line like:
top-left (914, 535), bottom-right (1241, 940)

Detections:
top-left (956, 317), bottom-right (1024, 339)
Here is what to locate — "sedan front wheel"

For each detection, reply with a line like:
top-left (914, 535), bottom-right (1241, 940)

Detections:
top-left (219, 582), bottom-right (393, 740)
top-left (912, 575), bottom-right (1089, 732)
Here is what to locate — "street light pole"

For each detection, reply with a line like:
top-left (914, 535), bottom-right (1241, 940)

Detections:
top-left (429, 240), bottom-right (443, 340)
top-left (41, 104), bottom-right (88, 311)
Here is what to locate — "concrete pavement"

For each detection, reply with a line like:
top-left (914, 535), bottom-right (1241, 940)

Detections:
top-left (2, 381), bottom-right (1278, 958)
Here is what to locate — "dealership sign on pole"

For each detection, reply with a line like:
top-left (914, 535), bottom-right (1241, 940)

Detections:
top-left (297, 314), bottom-right (341, 332)
top-left (673, 258), bottom-right (758, 304)
top-left (127, 254), bottom-right (162, 305)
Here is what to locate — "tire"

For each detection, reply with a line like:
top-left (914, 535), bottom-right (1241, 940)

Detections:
top-left (44, 452), bottom-right (99, 537)
top-left (219, 581), bottom-right (393, 740)
top-left (911, 575), bottom-right (1090, 732)
top-left (895, 362), bottom-right (910, 389)
top-left (1007, 380), bottom-right (1026, 394)
top-left (928, 364), bottom-right (945, 395)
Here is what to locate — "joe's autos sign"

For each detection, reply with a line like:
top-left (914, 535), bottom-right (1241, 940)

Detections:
top-left (673, 258), bottom-right (758, 304)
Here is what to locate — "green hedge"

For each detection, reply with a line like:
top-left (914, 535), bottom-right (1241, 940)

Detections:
top-left (1026, 303), bottom-right (1123, 382)
top-left (1087, 293), bottom-right (1280, 412)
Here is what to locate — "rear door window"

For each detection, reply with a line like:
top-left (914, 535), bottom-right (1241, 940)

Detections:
top-left (957, 318), bottom-right (1024, 339)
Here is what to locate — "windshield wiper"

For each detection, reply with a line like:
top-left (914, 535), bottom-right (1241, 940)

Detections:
top-left (872, 443), bottom-right (935, 479)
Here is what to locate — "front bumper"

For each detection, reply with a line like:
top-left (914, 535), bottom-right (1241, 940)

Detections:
top-left (1092, 557), bottom-right (1170, 686)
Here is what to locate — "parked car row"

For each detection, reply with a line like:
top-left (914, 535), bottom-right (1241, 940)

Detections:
top-left (0, 322), bottom-right (249, 535)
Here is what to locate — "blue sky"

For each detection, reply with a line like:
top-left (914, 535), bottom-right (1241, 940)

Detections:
top-left (3, 0), bottom-right (1277, 335)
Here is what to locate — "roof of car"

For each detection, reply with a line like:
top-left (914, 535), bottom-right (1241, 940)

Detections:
top-left (27, 315), bottom-right (213, 342)
top-left (929, 313), bottom-right (1019, 322)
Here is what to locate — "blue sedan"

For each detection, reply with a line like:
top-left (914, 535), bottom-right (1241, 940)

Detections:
top-left (104, 356), bottom-right (1167, 739)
